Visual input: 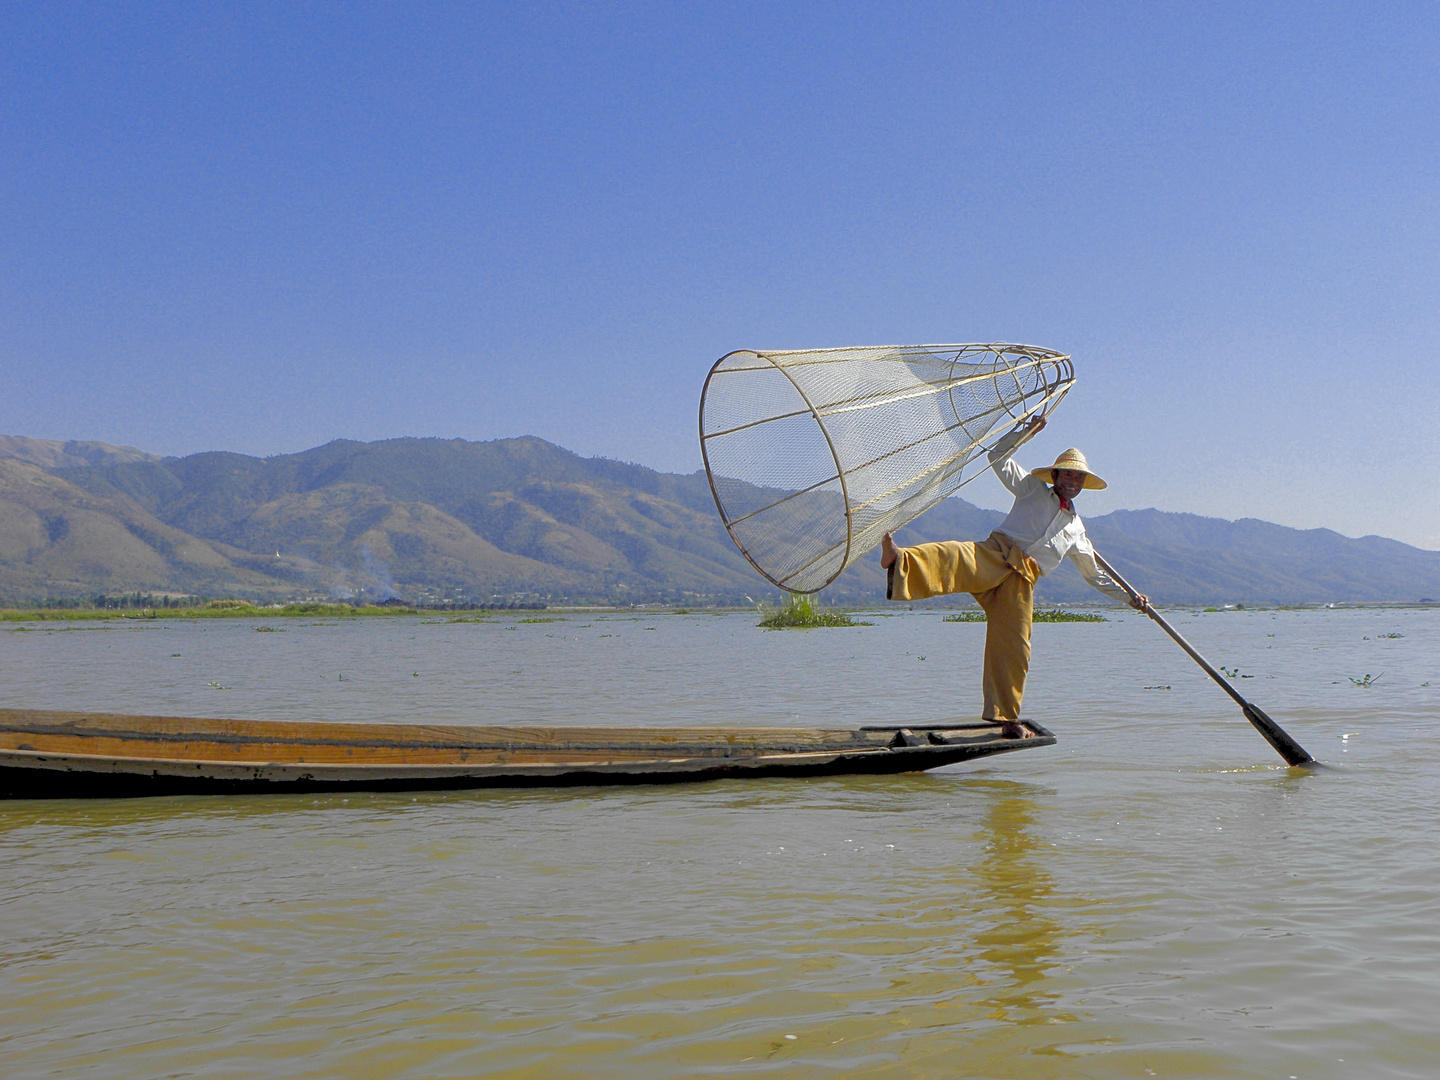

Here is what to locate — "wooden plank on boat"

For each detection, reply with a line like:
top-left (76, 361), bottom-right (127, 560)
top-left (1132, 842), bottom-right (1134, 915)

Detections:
top-left (0, 708), bottom-right (1056, 798)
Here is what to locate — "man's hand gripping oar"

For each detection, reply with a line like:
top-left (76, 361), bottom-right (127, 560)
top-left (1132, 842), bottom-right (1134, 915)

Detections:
top-left (1091, 551), bottom-right (1314, 766)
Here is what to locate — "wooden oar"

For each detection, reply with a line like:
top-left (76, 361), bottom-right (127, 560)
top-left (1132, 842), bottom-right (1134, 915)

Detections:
top-left (1092, 551), bottom-right (1314, 766)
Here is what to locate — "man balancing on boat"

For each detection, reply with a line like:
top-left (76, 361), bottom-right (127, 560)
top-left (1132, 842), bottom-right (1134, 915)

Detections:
top-left (880, 416), bottom-right (1149, 739)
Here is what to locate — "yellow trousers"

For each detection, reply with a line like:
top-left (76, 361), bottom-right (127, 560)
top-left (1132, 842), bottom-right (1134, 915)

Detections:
top-left (887, 532), bottom-right (1040, 721)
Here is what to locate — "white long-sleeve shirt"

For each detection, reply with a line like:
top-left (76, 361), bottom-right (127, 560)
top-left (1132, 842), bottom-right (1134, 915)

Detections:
top-left (985, 430), bottom-right (1130, 605)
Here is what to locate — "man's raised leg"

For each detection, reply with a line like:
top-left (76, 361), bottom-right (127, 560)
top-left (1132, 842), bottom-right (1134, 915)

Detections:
top-left (883, 538), bottom-right (1010, 603)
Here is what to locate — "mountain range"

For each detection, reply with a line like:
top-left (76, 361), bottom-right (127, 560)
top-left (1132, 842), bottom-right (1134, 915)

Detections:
top-left (2, 434), bottom-right (1437, 607)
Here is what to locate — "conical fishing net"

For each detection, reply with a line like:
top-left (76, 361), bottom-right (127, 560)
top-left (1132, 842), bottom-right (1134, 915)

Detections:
top-left (699, 343), bottom-right (1074, 593)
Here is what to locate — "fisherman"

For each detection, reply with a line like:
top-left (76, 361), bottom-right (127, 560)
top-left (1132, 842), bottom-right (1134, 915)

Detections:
top-left (880, 415), bottom-right (1149, 737)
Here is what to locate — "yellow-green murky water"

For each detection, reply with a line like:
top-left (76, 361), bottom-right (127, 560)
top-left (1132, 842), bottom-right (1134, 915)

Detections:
top-left (3, 609), bottom-right (1438, 1078)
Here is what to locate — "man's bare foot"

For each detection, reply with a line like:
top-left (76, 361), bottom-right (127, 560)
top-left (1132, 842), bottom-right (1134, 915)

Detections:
top-left (880, 532), bottom-right (897, 569)
top-left (998, 721), bottom-right (1035, 739)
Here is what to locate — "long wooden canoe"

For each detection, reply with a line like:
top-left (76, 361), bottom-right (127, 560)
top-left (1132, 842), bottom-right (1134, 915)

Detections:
top-left (0, 708), bottom-right (1055, 798)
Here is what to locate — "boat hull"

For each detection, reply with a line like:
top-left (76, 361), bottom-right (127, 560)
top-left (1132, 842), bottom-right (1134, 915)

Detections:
top-left (0, 709), bottom-right (1056, 798)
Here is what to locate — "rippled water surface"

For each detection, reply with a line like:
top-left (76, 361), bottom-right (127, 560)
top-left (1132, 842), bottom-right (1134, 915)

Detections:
top-left (3, 608), bottom-right (1439, 1079)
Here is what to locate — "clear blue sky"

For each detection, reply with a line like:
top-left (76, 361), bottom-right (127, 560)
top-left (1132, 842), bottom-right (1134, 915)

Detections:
top-left (4, 2), bottom-right (1437, 547)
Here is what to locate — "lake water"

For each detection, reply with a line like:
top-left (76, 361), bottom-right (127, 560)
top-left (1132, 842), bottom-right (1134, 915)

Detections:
top-left (2, 607), bottom-right (1438, 1079)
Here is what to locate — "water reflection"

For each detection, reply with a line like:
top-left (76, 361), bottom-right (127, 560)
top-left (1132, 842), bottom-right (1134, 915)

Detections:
top-left (967, 781), bottom-right (1068, 1024)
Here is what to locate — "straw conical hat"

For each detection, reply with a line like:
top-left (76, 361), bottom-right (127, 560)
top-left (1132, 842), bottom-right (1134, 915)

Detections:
top-left (1031, 448), bottom-right (1107, 490)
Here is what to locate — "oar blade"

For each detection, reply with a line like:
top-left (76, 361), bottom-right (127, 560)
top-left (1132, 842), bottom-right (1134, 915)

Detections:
top-left (1241, 702), bottom-right (1314, 766)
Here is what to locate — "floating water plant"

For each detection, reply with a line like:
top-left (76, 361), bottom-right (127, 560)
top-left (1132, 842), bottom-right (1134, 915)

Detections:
top-left (1037, 609), bottom-right (1108, 622)
top-left (1348, 673), bottom-right (1382, 687)
top-left (943, 609), bottom-right (1108, 623)
top-left (758, 593), bottom-right (869, 628)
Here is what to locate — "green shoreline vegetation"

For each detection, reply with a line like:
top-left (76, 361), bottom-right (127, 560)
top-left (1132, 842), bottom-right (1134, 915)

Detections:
top-left (0, 600), bottom-right (424, 622)
top-left (3, 598), bottom-right (1431, 624)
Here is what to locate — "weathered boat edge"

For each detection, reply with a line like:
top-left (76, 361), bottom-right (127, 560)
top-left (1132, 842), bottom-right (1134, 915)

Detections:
top-left (0, 733), bottom-right (1054, 799)
top-left (0, 709), bottom-right (1058, 799)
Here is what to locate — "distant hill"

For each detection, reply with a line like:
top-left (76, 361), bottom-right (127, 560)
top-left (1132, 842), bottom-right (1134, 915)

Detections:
top-left (1072, 510), bottom-right (1440, 606)
top-left (1, 434), bottom-right (1437, 606)
top-left (0, 435), bottom-right (160, 470)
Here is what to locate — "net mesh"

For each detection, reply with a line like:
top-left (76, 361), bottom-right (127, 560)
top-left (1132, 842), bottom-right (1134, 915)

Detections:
top-left (699, 343), bottom-right (1075, 593)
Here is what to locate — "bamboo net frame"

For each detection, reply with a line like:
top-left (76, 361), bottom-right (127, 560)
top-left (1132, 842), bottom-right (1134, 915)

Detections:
top-left (698, 343), bottom-right (1074, 593)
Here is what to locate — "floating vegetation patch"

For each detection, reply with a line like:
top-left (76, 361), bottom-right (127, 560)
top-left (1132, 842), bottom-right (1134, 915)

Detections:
top-left (1348, 673), bottom-right (1382, 687)
top-left (8, 625), bottom-right (112, 632)
top-left (943, 609), bottom-right (1108, 623)
top-left (280, 603), bottom-right (418, 617)
top-left (517, 617), bottom-right (561, 624)
top-left (758, 594), bottom-right (870, 629)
